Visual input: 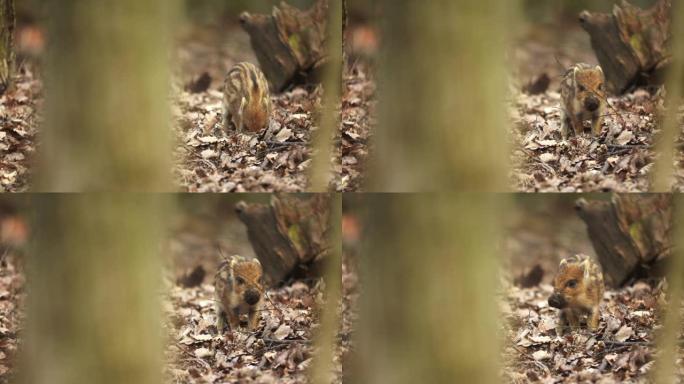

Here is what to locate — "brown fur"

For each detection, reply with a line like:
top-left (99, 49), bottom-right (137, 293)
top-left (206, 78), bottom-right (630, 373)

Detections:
top-left (548, 255), bottom-right (604, 334)
top-left (214, 255), bottom-right (264, 332)
top-left (560, 63), bottom-right (606, 138)
top-left (223, 62), bottom-right (271, 134)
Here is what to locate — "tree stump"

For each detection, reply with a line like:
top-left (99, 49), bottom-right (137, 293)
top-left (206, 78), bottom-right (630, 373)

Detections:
top-left (579, 0), bottom-right (672, 94)
top-left (575, 194), bottom-right (672, 286)
top-left (239, 0), bottom-right (329, 92)
top-left (235, 194), bottom-right (331, 285)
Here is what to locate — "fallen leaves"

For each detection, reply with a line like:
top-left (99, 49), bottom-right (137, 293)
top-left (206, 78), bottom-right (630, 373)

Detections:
top-left (164, 263), bottom-right (339, 383)
top-left (172, 84), bottom-right (317, 192)
top-left (502, 280), bottom-right (683, 382)
top-left (614, 326), bottom-right (634, 343)
top-left (511, 89), bottom-right (659, 192)
top-left (0, 251), bottom-right (26, 383)
top-left (0, 69), bottom-right (41, 192)
top-left (172, 25), bottom-right (327, 192)
top-left (333, 63), bottom-right (375, 192)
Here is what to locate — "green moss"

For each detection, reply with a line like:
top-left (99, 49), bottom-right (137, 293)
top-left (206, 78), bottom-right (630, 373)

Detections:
top-left (630, 34), bottom-right (644, 54)
top-left (288, 224), bottom-right (304, 253)
top-left (629, 222), bottom-right (644, 246)
top-left (288, 34), bottom-right (301, 53)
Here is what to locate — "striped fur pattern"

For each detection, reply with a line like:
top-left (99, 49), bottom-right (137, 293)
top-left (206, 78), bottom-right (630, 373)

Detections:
top-left (548, 254), bottom-right (604, 334)
top-left (560, 63), bottom-right (606, 138)
top-left (215, 254), bottom-right (264, 332)
top-left (223, 62), bottom-right (271, 134)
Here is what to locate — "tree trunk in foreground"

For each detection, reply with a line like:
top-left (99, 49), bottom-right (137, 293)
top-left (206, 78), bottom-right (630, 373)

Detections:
top-left (20, 195), bottom-right (168, 384)
top-left (354, 194), bottom-right (503, 383)
top-left (370, 0), bottom-right (515, 192)
top-left (651, 195), bottom-right (684, 384)
top-left (36, 0), bottom-right (176, 192)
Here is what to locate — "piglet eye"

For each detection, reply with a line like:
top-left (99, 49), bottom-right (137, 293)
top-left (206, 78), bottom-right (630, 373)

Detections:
top-left (578, 85), bottom-right (586, 92)
top-left (566, 279), bottom-right (577, 288)
top-left (598, 83), bottom-right (603, 91)
top-left (236, 277), bottom-right (245, 285)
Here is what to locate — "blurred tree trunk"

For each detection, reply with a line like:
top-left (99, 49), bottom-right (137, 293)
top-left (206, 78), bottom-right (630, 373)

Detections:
top-left (20, 195), bottom-right (169, 384)
top-left (370, 0), bottom-right (518, 192)
top-left (35, 0), bottom-right (177, 192)
top-left (652, 195), bottom-right (684, 384)
top-left (652, 0), bottom-right (683, 191)
top-left (354, 194), bottom-right (504, 382)
top-left (310, 193), bottom-right (342, 383)
top-left (309, 0), bottom-right (342, 191)
top-left (0, 0), bottom-right (14, 94)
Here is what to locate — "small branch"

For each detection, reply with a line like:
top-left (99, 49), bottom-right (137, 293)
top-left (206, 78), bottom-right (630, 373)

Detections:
top-left (606, 144), bottom-right (649, 150)
top-left (262, 337), bottom-right (311, 347)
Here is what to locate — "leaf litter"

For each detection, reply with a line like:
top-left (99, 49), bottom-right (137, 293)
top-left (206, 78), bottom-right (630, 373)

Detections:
top-left (171, 24), bottom-right (341, 192)
top-left (510, 87), bottom-right (659, 192)
top-left (0, 68), bottom-right (41, 192)
top-left (163, 213), bottom-right (345, 383)
top-left (508, 23), bottom-right (680, 192)
top-left (333, 62), bottom-right (375, 192)
top-left (502, 279), bottom-right (683, 383)
top-left (501, 198), bottom-right (684, 383)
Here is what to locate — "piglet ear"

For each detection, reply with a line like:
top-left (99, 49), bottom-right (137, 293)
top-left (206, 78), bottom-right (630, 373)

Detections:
top-left (581, 259), bottom-right (591, 281)
top-left (596, 65), bottom-right (603, 74)
top-left (559, 259), bottom-right (568, 272)
top-left (253, 258), bottom-right (261, 266)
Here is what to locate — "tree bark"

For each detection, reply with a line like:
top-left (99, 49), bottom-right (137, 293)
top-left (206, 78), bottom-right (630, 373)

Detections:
top-left (352, 194), bottom-right (503, 383)
top-left (309, 0), bottom-right (342, 191)
top-left (369, 0), bottom-right (514, 192)
top-left (240, 0), bottom-right (329, 92)
top-left (575, 194), bottom-right (672, 286)
top-left (235, 193), bottom-right (331, 285)
top-left (20, 195), bottom-right (168, 384)
top-left (579, 0), bottom-right (672, 94)
top-left (0, 0), bottom-right (14, 95)
top-left (35, 0), bottom-right (176, 192)
top-left (651, 195), bottom-right (684, 383)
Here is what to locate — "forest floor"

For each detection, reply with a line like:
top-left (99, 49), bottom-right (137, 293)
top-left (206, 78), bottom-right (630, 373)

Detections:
top-left (509, 24), bottom-right (680, 192)
top-left (336, 60), bottom-right (374, 192)
top-left (0, 249), bottom-right (25, 384)
top-left (340, 213), bottom-right (359, 382)
top-left (501, 200), bottom-right (684, 382)
top-left (0, 66), bottom-right (40, 193)
top-left (172, 24), bottom-right (317, 192)
top-left (171, 21), bottom-right (375, 192)
top-left (163, 212), bottom-right (344, 383)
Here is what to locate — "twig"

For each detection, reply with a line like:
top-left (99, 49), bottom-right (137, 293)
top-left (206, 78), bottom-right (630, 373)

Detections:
top-left (603, 340), bottom-right (654, 347)
top-left (265, 140), bottom-right (306, 147)
top-left (0, 248), bottom-right (9, 265)
top-left (264, 291), bottom-right (285, 320)
top-left (262, 337), bottom-right (311, 347)
top-left (607, 144), bottom-right (649, 150)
